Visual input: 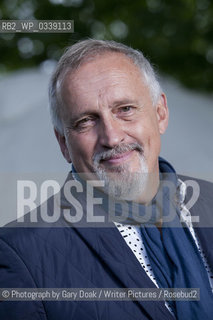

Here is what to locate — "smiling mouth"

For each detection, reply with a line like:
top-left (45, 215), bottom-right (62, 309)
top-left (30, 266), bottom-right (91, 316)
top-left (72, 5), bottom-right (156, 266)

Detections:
top-left (100, 150), bottom-right (134, 165)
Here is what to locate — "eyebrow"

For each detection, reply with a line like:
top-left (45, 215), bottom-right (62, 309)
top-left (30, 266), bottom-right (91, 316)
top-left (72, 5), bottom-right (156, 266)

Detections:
top-left (110, 98), bottom-right (140, 108)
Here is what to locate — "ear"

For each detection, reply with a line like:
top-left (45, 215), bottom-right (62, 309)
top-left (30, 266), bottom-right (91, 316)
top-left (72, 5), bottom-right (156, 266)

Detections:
top-left (54, 129), bottom-right (72, 163)
top-left (156, 93), bottom-right (169, 135)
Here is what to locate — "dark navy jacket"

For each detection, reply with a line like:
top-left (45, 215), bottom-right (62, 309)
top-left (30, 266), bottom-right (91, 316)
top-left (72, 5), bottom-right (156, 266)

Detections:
top-left (0, 173), bottom-right (212, 320)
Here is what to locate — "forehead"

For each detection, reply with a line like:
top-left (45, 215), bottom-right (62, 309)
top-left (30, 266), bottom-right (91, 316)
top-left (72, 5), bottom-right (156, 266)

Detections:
top-left (61, 52), bottom-right (150, 112)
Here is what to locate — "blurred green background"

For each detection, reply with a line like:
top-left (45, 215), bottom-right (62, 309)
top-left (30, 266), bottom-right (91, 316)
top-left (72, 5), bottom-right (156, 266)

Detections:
top-left (0, 0), bottom-right (213, 93)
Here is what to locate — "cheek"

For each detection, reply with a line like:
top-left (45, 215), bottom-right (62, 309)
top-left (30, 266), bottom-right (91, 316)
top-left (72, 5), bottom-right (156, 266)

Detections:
top-left (126, 120), bottom-right (144, 138)
top-left (68, 132), bottom-right (97, 162)
top-left (127, 120), bottom-right (151, 144)
top-left (130, 120), bottom-right (161, 154)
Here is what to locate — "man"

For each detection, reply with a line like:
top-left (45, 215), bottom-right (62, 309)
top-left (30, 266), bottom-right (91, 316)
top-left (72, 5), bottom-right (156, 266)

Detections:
top-left (0, 39), bottom-right (213, 319)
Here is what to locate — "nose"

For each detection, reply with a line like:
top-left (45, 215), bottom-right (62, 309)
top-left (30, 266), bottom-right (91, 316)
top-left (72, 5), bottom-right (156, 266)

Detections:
top-left (98, 116), bottom-right (125, 148)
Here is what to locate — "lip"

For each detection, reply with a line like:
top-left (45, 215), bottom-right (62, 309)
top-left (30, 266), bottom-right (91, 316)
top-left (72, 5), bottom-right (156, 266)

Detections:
top-left (101, 150), bottom-right (134, 165)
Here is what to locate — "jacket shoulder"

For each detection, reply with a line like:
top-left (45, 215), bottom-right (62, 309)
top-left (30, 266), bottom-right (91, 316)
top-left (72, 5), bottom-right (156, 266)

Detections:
top-left (178, 174), bottom-right (213, 200)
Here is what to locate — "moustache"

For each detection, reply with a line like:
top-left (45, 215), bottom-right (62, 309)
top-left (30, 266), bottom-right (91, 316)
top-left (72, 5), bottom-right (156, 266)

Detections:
top-left (93, 143), bottom-right (144, 165)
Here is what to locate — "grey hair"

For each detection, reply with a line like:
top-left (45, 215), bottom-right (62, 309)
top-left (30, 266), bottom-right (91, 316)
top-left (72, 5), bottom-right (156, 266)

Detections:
top-left (49, 39), bottom-right (162, 134)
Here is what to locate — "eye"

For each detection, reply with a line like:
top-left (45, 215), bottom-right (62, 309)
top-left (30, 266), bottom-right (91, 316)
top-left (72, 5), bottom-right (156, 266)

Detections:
top-left (117, 105), bottom-right (136, 117)
top-left (75, 116), bottom-right (96, 130)
top-left (120, 106), bottom-right (132, 112)
top-left (79, 117), bottom-right (90, 124)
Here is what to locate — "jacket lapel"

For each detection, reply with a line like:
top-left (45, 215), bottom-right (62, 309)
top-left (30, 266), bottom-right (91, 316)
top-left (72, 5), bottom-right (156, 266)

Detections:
top-left (179, 175), bottom-right (213, 268)
top-left (59, 172), bottom-right (174, 320)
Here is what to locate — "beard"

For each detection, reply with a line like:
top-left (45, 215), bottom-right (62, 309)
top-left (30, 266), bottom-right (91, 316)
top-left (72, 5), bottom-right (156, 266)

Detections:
top-left (92, 143), bottom-right (148, 201)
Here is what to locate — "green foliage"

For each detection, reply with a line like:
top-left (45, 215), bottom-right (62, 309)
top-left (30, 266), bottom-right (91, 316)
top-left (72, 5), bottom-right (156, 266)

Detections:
top-left (0, 0), bottom-right (213, 92)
